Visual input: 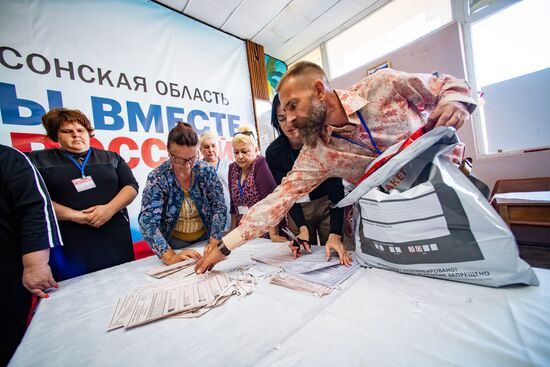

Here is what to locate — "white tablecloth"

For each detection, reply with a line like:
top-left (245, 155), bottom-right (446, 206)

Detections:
top-left (9, 239), bottom-right (550, 367)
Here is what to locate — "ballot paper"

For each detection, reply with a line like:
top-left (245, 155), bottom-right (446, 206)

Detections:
top-left (109, 267), bottom-right (262, 330)
top-left (270, 273), bottom-right (332, 297)
top-left (253, 245), bottom-right (361, 292)
top-left (286, 255), bottom-right (361, 288)
top-left (145, 258), bottom-right (197, 279)
top-left (108, 272), bottom-right (232, 330)
top-left (282, 250), bottom-right (340, 274)
top-left (251, 245), bottom-right (295, 267)
top-left (252, 245), bottom-right (338, 271)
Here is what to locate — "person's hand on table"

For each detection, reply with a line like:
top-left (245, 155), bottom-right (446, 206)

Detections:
top-left (22, 262), bottom-right (57, 299)
top-left (426, 101), bottom-right (470, 131)
top-left (161, 248), bottom-right (201, 265)
top-left (195, 245), bottom-right (225, 274)
top-left (82, 204), bottom-right (114, 227)
top-left (325, 233), bottom-right (352, 266)
top-left (203, 238), bottom-right (221, 256)
top-left (270, 233), bottom-right (288, 243)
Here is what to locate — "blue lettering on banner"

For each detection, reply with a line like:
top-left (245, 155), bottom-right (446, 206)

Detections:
top-left (166, 107), bottom-right (185, 132)
top-left (127, 102), bottom-right (163, 133)
top-left (91, 96), bottom-right (124, 130)
top-left (188, 110), bottom-right (208, 134)
top-left (0, 83), bottom-right (241, 136)
top-left (0, 82), bottom-right (63, 125)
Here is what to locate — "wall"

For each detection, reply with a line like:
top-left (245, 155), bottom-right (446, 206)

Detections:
top-left (330, 21), bottom-right (550, 190)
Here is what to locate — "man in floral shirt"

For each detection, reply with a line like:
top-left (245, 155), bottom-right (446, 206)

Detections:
top-left (196, 61), bottom-right (476, 274)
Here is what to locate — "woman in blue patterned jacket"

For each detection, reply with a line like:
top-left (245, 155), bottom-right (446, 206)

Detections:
top-left (139, 123), bottom-right (227, 265)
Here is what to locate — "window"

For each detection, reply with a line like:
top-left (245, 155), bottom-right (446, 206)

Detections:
top-left (325, 0), bottom-right (452, 78)
top-left (469, 0), bottom-right (550, 153)
top-left (289, 47), bottom-right (323, 69)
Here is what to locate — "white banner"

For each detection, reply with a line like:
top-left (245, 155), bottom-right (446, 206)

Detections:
top-left (0, 0), bottom-right (254, 241)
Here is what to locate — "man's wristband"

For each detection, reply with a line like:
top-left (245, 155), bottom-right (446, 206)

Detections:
top-left (217, 241), bottom-right (231, 256)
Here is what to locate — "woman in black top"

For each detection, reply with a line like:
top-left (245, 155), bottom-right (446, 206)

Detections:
top-left (27, 108), bottom-right (139, 280)
top-left (265, 94), bottom-right (345, 250)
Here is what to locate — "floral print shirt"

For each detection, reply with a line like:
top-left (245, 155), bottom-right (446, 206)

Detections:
top-left (226, 69), bottom-right (476, 248)
top-left (228, 156), bottom-right (286, 238)
top-left (139, 159), bottom-right (227, 258)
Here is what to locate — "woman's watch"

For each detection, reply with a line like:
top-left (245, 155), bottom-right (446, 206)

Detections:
top-left (217, 240), bottom-right (231, 256)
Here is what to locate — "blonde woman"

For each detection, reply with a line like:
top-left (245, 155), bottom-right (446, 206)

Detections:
top-left (228, 126), bottom-right (286, 242)
top-left (199, 131), bottom-right (232, 231)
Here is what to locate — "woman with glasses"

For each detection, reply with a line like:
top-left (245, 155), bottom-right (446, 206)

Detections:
top-left (139, 123), bottom-right (227, 265)
top-left (265, 94), bottom-right (346, 257)
top-left (228, 126), bottom-right (287, 242)
top-left (199, 131), bottom-right (232, 231)
top-left (26, 108), bottom-right (139, 280)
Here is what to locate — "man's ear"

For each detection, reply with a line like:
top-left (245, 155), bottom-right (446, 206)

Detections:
top-left (313, 79), bottom-right (326, 100)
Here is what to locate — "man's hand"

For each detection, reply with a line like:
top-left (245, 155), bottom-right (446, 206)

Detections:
top-left (82, 204), bottom-right (114, 228)
top-left (270, 233), bottom-right (288, 243)
top-left (393, 76), bottom-right (436, 107)
top-left (22, 250), bottom-right (57, 299)
top-left (426, 101), bottom-right (470, 131)
top-left (161, 248), bottom-right (201, 265)
top-left (195, 245), bottom-right (226, 274)
top-left (325, 234), bottom-right (352, 266)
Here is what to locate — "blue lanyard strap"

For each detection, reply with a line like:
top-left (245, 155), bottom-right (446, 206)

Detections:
top-left (237, 173), bottom-right (245, 200)
top-left (357, 110), bottom-right (382, 154)
top-left (215, 158), bottom-right (220, 173)
top-left (64, 149), bottom-right (92, 178)
top-left (333, 111), bottom-right (383, 155)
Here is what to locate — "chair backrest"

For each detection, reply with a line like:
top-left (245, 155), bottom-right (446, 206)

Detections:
top-left (491, 177), bottom-right (550, 198)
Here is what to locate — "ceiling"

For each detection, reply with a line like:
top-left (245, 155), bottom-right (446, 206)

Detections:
top-left (154, 0), bottom-right (390, 64)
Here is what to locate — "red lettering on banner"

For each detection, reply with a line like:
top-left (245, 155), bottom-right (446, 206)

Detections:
top-left (219, 138), bottom-right (234, 161)
top-left (142, 138), bottom-right (168, 168)
top-left (108, 137), bottom-right (140, 169)
top-left (10, 132), bottom-right (58, 152)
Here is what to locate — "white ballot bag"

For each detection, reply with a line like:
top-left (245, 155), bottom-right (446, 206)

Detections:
top-left (337, 127), bottom-right (538, 287)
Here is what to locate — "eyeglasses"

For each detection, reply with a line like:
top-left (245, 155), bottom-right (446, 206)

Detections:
top-left (169, 152), bottom-right (198, 166)
top-left (233, 130), bottom-right (255, 138)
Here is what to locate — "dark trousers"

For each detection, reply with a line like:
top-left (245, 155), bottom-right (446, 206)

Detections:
top-left (1, 275), bottom-right (32, 366)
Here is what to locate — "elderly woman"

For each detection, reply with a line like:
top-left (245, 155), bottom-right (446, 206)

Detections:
top-left (199, 131), bottom-right (231, 231)
top-left (27, 108), bottom-right (139, 281)
top-left (266, 94), bottom-right (346, 256)
top-left (139, 123), bottom-right (227, 265)
top-left (229, 126), bottom-right (287, 242)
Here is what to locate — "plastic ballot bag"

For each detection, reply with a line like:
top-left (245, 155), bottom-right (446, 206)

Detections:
top-left (337, 126), bottom-right (538, 287)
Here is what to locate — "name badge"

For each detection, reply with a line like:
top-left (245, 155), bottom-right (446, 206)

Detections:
top-left (238, 206), bottom-right (249, 215)
top-left (72, 176), bottom-right (96, 192)
top-left (296, 194), bottom-right (310, 204)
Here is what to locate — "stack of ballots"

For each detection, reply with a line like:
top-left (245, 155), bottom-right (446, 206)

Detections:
top-left (252, 245), bottom-right (361, 294)
top-left (108, 259), bottom-right (258, 330)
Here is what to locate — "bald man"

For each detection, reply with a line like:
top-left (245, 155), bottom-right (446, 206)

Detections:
top-left (196, 61), bottom-right (475, 274)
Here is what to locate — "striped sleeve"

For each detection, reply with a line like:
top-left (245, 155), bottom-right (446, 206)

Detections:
top-left (11, 147), bottom-right (64, 252)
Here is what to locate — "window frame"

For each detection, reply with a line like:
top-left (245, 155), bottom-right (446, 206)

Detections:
top-left (451, 0), bottom-right (546, 158)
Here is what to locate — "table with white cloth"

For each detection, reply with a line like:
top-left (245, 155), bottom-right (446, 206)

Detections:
top-left (9, 239), bottom-right (550, 367)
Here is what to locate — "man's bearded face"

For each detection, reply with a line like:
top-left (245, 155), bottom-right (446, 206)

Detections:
top-left (293, 96), bottom-right (327, 147)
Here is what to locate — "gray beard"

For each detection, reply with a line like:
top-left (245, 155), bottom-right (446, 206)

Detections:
top-left (295, 98), bottom-right (327, 147)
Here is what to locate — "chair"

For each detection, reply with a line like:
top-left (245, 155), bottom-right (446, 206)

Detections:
top-left (491, 177), bottom-right (550, 268)
top-left (491, 177), bottom-right (550, 198)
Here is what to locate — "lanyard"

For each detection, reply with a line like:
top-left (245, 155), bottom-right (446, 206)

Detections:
top-left (237, 172), bottom-right (246, 200)
top-left (332, 111), bottom-right (383, 155)
top-left (215, 158), bottom-right (220, 173)
top-left (64, 149), bottom-right (92, 178)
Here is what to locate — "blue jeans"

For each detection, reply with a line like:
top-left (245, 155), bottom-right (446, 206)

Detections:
top-left (168, 232), bottom-right (208, 249)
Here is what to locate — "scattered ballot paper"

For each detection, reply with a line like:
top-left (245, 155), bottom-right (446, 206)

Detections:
top-left (252, 245), bottom-right (361, 293)
top-left (109, 266), bottom-right (261, 330)
top-left (144, 258), bottom-right (197, 279)
top-left (270, 273), bottom-right (332, 297)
